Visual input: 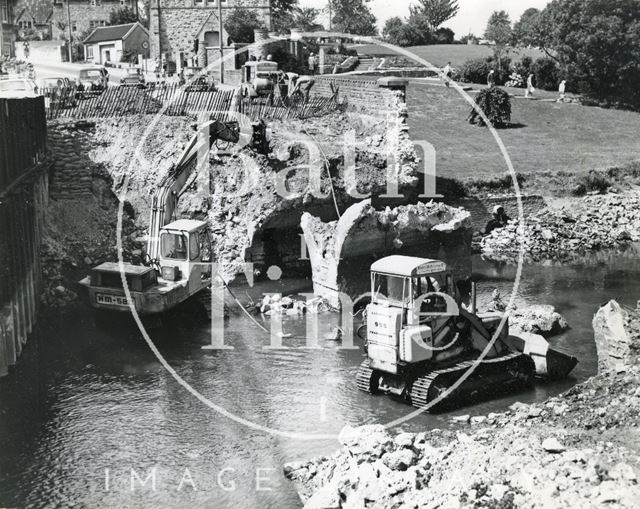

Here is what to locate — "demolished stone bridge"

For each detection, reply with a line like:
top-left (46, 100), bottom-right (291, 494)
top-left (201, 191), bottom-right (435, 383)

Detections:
top-left (301, 199), bottom-right (473, 308)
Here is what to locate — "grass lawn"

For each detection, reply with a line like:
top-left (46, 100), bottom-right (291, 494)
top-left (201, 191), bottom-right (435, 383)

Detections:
top-left (406, 82), bottom-right (640, 180)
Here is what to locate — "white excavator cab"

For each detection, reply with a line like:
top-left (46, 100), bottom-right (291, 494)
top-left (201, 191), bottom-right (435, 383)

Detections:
top-left (367, 256), bottom-right (461, 375)
top-left (157, 219), bottom-right (211, 293)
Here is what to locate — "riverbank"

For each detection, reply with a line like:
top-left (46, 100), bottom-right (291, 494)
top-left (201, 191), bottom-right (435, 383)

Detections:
top-left (480, 190), bottom-right (640, 262)
top-left (284, 302), bottom-right (640, 508)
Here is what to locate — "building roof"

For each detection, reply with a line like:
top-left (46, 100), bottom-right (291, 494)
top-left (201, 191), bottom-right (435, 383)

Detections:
top-left (83, 22), bottom-right (143, 45)
top-left (370, 256), bottom-right (447, 277)
top-left (15, 1), bottom-right (54, 24)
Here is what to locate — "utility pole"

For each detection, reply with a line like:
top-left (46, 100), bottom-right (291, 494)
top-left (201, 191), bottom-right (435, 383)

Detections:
top-left (217, 0), bottom-right (224, 83)
top-left (328, 0), bottom-right (332, 31)
top-left (66, 0), bottom-right (73, 62)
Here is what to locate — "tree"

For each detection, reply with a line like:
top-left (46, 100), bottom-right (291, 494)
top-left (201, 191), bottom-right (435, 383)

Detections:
top-left (108, 7), bottom-right (137, 26)
top-left (382, 17), bottom-right (405, 42)
top-left (409, 0), bottom-right (459, 30)
top-left (329, 0), bottom-right (377, 36)
top-left (512, 7), bottom-right (542, 47)
top-left (293, 7), bottom-right (323, 31)
top-left (382, 17), bottom-right (429, 46)
top-left (484, 10), bottom-right (511, 46)
top-left (271, 0), bottom-right (298, 34)
top-left (536, 0), bottom-right (640, 107)
top-left (225, 8), bottom-right (266, 43)
top-left (434, 27), bottom-right (454, 44)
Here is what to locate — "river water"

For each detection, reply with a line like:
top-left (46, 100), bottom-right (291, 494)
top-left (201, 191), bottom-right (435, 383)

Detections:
top-left (1, 249), bottom-right (639, 508)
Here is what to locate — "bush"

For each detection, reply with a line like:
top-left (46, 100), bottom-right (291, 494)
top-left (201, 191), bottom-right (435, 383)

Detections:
top-left (572, 171), bottom-right (612, 195)
top-left (531, 57), bottom-right (560, 91)
top-left (120, 49), bottom-right (137, 63)
top-left (458, 58), bottom-right (492, 85)
top-left (458, 56), bottom-right (511, 85)
top-left (468, 87), bottom-right (512, 127)
top-left (513, 56), bottom-right (533, 80)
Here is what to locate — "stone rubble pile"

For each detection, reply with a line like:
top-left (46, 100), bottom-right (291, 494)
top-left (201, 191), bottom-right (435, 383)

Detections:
top-left (481, 194), bottom-right (640, 261)
top-left (285, 304), bottom-right (640, 509)
top-left (285, 418), bottom-right (640, 509)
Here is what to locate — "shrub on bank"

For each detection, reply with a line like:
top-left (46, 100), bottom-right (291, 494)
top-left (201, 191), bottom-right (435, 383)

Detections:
top-left (532, 57), bottom-right (561, 91)
top-left (458, 56), bottom-right (511, 86)
top-left (572, 171), bottom-right (613, 196)
top-left (468, 87), bottom-right (512, 128)
top-left (456, 55), bottom-right (562, 91)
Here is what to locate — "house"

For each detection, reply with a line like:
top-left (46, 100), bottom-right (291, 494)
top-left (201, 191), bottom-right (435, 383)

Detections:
top-left (52, 0), bottom-right (135, 40)
top-left (82, 21), bottom-right (148, 64)
top-left (0, 0), bottom-right (15, 57)
top-left (148, 0), bottom-right (271, 78)
top-left (14, 0), bottom-right (53, 39)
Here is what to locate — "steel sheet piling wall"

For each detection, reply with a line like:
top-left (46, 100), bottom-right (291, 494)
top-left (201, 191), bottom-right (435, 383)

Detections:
top-left (0, 96), bottom-right (48, 377)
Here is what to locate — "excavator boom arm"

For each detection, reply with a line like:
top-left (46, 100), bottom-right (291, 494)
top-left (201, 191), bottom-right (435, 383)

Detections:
top-left (147, 120), bottom-right (240, 260)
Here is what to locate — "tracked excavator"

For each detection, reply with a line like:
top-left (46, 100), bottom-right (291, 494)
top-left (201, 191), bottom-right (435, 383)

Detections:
top-left (356, 255), bottom-right (577, 411)
top-left (79, 120), bottom-right (261, 315)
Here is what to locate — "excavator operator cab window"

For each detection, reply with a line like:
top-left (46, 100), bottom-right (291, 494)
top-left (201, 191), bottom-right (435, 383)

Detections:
top-left (414, 274), bottom-right (449, 316)
top-left (160, 232), bottom-right (188, 260)
top-left (199, 231), bottom-right (212, 263)
top-left (189, 232), bottom-right (200, 260)
top-left (372, 273), bottom-right (409, 306)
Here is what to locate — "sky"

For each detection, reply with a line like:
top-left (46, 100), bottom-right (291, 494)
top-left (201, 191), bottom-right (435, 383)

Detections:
top-left (300, 0), bottom-right (553, 37)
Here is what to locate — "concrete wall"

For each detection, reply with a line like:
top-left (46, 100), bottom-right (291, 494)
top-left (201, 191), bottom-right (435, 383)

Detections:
top-left (14, 39), bottom-right (65, 62)
top-left (313, 76), bottom-right (404, 116)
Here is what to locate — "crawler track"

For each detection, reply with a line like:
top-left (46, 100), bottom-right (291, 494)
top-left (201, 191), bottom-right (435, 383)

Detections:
top-left (409, 352), bottom-right (535, 411)
top-left (356, 360), bottom-right (377, 393)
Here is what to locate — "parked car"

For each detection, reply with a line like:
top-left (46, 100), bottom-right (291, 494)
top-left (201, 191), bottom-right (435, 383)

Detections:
top-left (0, 78), bottom-right (38, 98)
top-left (77, 66), bottom-right (109, 94)
top-left (184, 74), bottom-right (216, 92)
top-left (240, 61), bottom-right (279, 101)
top-left (36, 77), bottom-right (77, 108)
top-left (120, 67), bottom-right (146, 88)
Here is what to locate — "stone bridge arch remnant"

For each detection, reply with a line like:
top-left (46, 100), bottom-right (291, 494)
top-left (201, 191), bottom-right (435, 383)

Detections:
top-left (301, 199), bottom-right (473, 309)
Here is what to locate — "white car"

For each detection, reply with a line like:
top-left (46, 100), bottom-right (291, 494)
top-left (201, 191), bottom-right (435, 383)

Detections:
top-left (0, 78), bottom-right (38, 98)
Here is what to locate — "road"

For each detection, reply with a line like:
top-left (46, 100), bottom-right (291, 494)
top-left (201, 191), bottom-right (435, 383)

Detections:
top-left (30, 59), bottom-right (154, 85)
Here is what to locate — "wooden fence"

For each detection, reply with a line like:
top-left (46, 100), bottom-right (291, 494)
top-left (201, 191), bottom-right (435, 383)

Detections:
top-left (43, 84), bottom-right (341, 122)
top-left (0, 97), bottom-right (49, 377)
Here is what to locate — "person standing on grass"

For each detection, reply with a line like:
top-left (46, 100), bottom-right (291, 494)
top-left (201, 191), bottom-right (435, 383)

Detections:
top-left (443, 61), bottom-right (452, 87)
top-left (525, 73), bottom-right (535, 98)
top-left (558, 80), bottom-right (567, 102)
top-left (487, 70), bottom-right (496, 87)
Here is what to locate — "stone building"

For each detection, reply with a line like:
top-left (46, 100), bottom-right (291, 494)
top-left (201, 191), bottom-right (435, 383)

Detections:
top-left (0, 0), bottom-right (16, 56)
top-left (13, 0), bottom-right (53, 40)
top-left (51, 0), bottom-right (135, 40)
top-left (149, 0), bottom-right (271, 77)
